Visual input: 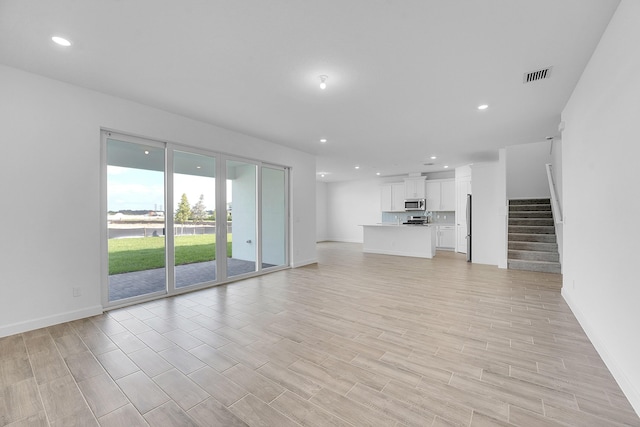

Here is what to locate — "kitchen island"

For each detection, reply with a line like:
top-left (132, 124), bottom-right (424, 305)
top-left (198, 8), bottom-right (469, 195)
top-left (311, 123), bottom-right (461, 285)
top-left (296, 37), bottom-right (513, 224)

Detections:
top-left (361, 224), bottom-right (436, 258)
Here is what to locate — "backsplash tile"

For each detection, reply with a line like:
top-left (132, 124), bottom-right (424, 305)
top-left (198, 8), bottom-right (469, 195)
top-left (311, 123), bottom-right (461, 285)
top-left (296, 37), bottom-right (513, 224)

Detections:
top-left (381, 211), bottom-right (455, 224)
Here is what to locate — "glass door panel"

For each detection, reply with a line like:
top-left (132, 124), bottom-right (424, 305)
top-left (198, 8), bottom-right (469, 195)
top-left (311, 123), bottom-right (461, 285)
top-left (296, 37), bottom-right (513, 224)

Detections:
top-left (261, 167), bottom-right (287, 268)
top-left (226, 160), bottom-right (257, 277)
top-left (173, 151), bottom-right (217, 288)
top-left (106, 138), bottom-right (166, 302)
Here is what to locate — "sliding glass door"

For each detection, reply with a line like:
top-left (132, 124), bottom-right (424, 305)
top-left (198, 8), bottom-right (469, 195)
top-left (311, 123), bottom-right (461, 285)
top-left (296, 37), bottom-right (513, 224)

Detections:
top-left (106, 137), bottom-right (166, 302)
top-left (103, 132), bottom-right (290, 307)
top-left (226, 160), bottom-right (257, 278)
top-left (261, 166), bottom-right (287, 269)
top-left (173, 151), bottom-right (216, 288)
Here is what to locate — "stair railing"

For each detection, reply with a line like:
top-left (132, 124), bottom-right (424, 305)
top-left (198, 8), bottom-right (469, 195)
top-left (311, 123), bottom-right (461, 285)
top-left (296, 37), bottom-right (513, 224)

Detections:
top-left (545, 163), bottom-right (563, 224)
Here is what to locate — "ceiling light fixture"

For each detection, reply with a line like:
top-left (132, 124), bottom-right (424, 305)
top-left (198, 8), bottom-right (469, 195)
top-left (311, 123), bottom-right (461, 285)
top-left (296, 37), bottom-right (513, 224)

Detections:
top-left (355, 165), bottom-right (360, 169)
top-left (430, 156), bottom-right (437, 160)
top-left (376, 172), bottom-right (381, 176)
top-left (320, 138), bottom-right (327, 143)
top-left (144, 150), bottom-right (150, 155)
top-left (477, 104), bottom-right (489, 110)
top-left (52, 36), bottom-right (71, 47)
top-left (321, 174), bottom-right (325, 178)
top-left (319, 75), bottom-right (328, 90)
top-left (444, 165), bottom-right (449, 169)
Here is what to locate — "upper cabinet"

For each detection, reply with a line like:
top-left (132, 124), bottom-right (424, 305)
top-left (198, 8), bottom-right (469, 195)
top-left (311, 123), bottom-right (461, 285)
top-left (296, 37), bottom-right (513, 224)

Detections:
top-left (441, 180), bottom-right (455, 210)
top-left (383, 177), bottom-right (454, 212)
top-left (404, 177), bottom-right (426, 199)
top-left (425, 181), bottom-right (441, 211)
top-left (426, 179), bottom-right (455, 211)
top-left (381, 182), bottom-right (405, 212)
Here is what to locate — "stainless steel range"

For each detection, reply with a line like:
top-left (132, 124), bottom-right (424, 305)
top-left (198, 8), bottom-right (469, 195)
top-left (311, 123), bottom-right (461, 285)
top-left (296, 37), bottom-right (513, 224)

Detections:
top-left (403, 215), bottom-right (429, 225)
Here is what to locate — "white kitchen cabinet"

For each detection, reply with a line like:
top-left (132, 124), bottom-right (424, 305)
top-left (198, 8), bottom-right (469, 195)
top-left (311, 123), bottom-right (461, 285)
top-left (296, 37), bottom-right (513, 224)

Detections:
top-left (404, 177), bottom-right (426, 199)
top-left (392, 183), bottom-right (405, 211)
top-left (380, 183), bottom-right (405, 212)
top-left (425, 181), bottom-right (441, 211)
top-left (441, 180), bottom-right (455, 211)
top-left (426, 179), bottom-right (455, 211)
top-left (436, 225), bottom-right (455, 250)
top-left (380, 184), bottom-right (392, 211)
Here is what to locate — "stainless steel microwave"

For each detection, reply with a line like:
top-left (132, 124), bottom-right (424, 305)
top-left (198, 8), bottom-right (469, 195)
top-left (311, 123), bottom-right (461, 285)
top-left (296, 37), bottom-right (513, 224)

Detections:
top-left (404, 199), bottom-right (425, 211)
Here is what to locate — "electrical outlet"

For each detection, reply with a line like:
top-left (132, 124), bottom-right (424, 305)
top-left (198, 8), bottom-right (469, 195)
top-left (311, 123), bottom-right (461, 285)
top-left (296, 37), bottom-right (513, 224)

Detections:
top-left (72, 287), bottom-right (81, 297)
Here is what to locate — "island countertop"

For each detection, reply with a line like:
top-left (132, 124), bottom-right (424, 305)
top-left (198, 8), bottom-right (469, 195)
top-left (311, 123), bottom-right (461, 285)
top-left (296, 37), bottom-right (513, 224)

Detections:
top-left (360, 224), bottom-right (436, 258)
top-left (361, 223), bottom-right (433, 227)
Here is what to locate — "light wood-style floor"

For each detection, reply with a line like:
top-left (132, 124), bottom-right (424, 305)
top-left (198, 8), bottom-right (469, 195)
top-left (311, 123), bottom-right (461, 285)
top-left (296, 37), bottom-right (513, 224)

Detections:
top-left (1, 242), bottom-right (639, 426)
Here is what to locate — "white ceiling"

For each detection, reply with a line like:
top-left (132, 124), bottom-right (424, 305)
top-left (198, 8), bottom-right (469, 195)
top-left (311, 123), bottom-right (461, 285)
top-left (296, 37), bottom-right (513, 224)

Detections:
top-left (0, 0), bottom-right (620, 181)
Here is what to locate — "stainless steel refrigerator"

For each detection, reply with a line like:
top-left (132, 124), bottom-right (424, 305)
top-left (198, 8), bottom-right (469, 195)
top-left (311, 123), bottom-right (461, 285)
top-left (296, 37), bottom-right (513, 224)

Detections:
top-left (466, 194), bottom-right (472, 262)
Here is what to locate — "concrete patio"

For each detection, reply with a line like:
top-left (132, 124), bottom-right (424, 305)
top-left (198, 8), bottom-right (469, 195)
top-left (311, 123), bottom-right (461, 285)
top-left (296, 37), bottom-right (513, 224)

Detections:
top-left (108, 258), bottom-right (261, 301)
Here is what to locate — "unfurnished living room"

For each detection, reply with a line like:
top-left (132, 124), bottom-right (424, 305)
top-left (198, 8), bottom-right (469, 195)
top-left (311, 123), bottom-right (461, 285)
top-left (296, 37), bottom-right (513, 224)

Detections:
top-left (1, 1), bottom-right (639, 426)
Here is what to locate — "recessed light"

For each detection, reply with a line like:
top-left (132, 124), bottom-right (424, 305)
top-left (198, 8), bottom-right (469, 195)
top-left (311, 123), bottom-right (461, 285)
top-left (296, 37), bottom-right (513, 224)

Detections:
top-left (144, 150), bottom-right (150, 155)
top-left (355, 166), bottom-right (360, 169)
top-left (52, 36), bottom-right (71, 47)
top-left (477, 104), bottom-right (489, 110)
top-left (320, 174), bottom-right (325, 178)
top-left (320, 138), bottom-right (327, 143)
top-left (444, 165), bottom-right (449, 169)
top-left (196, 166), bottom-right (201, 169)
top-left (430, 156), bottom-right (437, 160)
top-left (376, 172), bottom-right (381, 176)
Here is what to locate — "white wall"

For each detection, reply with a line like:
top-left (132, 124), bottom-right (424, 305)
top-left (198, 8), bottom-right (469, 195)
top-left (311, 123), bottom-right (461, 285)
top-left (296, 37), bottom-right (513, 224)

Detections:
top-left (470, 163), bottom-right (501, 266)
top-left (506, 140), bottom-right (553, 200)
top-left (316, 181), bottom-right (329, 242)
top-left (561, 0), bottom-right (640, 414)
top-left (0, 65), bottom-right (317, 337)
top-left (326, 179), bottom-right (381, 243)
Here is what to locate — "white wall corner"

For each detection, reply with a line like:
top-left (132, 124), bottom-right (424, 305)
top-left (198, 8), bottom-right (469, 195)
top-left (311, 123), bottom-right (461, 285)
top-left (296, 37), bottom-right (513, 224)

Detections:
top-left (498, 149), bottom-right (508, 269)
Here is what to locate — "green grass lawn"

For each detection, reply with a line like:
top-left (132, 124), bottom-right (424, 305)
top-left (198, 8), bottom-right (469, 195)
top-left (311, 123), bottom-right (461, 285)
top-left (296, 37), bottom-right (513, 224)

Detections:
top-left (108, 234), bottom-right (232, 275)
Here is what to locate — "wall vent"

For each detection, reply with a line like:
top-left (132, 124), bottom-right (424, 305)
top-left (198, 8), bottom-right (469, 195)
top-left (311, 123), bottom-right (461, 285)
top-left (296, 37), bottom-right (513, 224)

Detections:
top-left (523, 67), bottom-right (553, 83)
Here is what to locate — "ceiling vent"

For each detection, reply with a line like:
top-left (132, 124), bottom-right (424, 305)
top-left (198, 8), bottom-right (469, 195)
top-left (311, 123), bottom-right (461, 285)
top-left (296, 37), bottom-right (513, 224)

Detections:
top-left (523, 67), bottom-right (553, 83)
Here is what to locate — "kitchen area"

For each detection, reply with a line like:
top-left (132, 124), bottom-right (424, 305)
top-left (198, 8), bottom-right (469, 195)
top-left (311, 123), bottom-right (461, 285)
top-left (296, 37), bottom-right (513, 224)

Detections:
top-left (361, 174), bottom-right (466, 259)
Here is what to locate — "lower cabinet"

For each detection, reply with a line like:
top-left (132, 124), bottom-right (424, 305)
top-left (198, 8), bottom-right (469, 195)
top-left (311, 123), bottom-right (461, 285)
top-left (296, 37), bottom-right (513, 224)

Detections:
top-left (436, 225), bottom-right (455, 250)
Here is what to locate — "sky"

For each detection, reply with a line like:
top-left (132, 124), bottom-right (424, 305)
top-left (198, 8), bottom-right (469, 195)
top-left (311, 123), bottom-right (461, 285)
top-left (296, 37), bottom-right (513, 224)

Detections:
top-left (107, 166), bottom-right (230, 213)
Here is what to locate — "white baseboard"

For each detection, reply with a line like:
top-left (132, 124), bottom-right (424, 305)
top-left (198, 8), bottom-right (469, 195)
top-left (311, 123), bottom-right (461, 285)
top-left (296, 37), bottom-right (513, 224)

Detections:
top-left (323, 238), bottom-right (363, 244)
top-left (363, 248), bottom-right (433, 259)
top-left (291, 258), bottom-right (318, 268)
top-left (562, 289), bottom-right (640, 416)
top-left (0, 305), bottom-right (104, 338)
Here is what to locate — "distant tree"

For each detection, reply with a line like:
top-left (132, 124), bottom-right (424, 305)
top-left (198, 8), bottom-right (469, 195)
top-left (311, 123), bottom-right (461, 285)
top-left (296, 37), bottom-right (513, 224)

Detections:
top-left (192, 194), bottom-right (207, 233)
top-left (175, 193), bottom-right (191, 234)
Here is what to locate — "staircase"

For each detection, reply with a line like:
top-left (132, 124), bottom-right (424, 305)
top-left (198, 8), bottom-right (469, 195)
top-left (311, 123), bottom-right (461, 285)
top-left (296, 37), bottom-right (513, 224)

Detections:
top-left (508, 199), bottom-right (561, 274)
